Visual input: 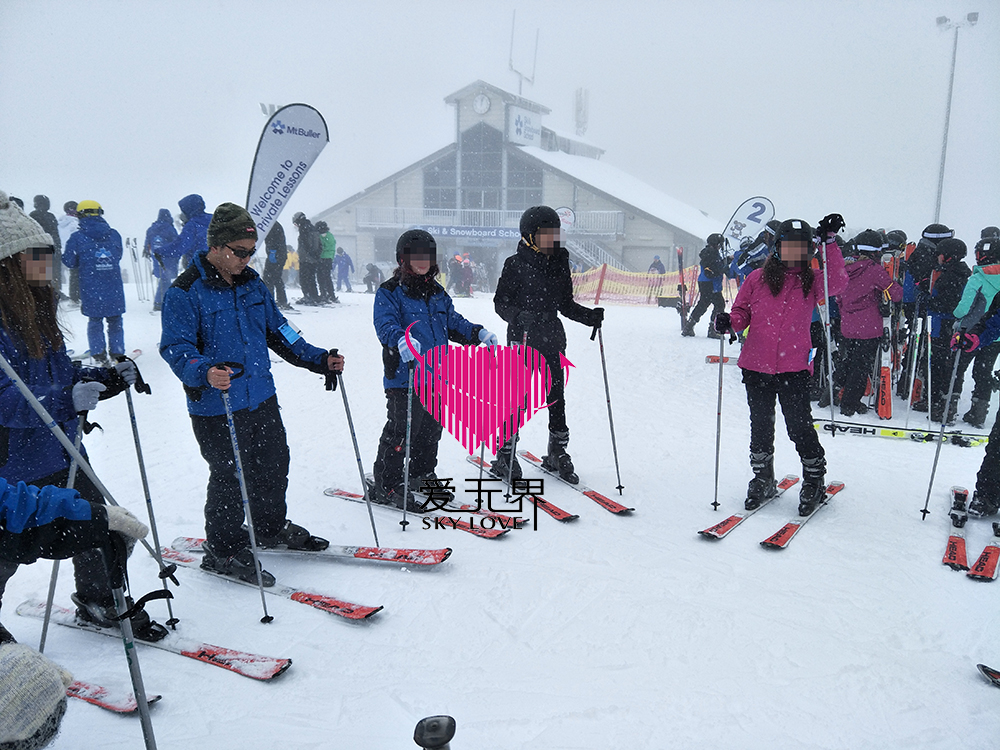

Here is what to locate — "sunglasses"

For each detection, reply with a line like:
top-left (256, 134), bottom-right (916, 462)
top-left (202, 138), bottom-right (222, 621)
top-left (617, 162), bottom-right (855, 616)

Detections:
top-left (224, 244), bottom-right (256, 259)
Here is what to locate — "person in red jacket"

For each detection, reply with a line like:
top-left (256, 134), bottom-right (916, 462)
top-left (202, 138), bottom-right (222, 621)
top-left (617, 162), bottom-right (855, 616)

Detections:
top-left (715, 216), bottom-right (849, 516)
top-left (835, 230), bottom-right (903, 416)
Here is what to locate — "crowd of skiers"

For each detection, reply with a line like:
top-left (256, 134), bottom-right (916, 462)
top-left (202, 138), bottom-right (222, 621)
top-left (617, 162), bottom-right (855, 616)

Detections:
top-left (688, 216), bottom-right (1000, 519)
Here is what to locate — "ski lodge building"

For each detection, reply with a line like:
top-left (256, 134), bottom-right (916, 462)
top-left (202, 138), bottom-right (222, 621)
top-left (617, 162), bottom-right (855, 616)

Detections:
top-left (313, 80), bottom-right (720, 284)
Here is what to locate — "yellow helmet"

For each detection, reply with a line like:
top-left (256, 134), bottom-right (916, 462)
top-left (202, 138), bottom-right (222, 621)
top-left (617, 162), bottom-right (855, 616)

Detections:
top-left (77, 200), bottom-right (103, 216)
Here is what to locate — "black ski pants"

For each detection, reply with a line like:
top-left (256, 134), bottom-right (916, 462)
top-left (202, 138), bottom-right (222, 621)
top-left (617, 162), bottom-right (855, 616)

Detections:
top-left (318, 258), bottom-right (336, 299)
top-left (373, 387), bottom-right (443, 491)
top-left (263, 261), bottom-right (287, 306)
top-left (299, 261), bottom-right (320, 302)
top-left (839, 337), bottom-right (880, 410)
top-left (977, 408), bottom-right (1000, 503)
top-left (930, 335), bottom-right (974, 405)
top-left (687, 281), bottom-right (725, 329)
top-left (970, 341), bottom-right (1000, 401)
top-left (190, 395), bottom-right (290, 557)
top-left (743, 369), bottom-right (824, 463)
top-left (0, 466), bottom-right (118, 614)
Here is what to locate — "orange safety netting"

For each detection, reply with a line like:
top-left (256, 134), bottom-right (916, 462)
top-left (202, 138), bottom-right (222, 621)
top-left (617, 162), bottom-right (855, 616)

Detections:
top-left (571, 264), bottom-right (719, 306)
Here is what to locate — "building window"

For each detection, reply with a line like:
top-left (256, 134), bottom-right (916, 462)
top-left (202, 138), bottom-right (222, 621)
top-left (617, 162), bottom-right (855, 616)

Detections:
top-left (507, 152), bottom-right (542, 211)
top-left (460, 123), bottom-right (502, 213)
top-left (423, 152), bottom-right (457, 211)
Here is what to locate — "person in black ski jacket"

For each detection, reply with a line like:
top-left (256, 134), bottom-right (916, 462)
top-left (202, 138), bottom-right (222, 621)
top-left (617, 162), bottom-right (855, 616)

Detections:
top-left (920, 237), bottom-right (972, 423)
top-left (682, 233), bottom-right (727, 338)
top-left (29, 195), bottom-right (63, 296)
top-left (263, 221), bottom-right (290, 309)
top-left (492, 206), bottom-right (604, 484)
top-left (293, 212), bottom-right (322, 305)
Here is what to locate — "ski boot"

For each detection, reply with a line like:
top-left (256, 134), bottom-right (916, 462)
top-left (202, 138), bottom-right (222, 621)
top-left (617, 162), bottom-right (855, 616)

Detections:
top-left (745, 452), bottom-right (777, 511)
top-left (490, 440), bottom-right (522, 483)
top-left (72, 593), bottom-right (170, 642)
top-left (373, 483), bottom-right (425, 513)
top-left (911, 396), bottom-right (929, 413)
top-left (797, 456), bottom-right (827, 517)
top-left (963, 397), bottom-right (990, 430)
top-left (0, 622), bottom-right (15, 644)
top-left (542, 429), bottom-right (579, 485)
top-left (200, 542), bottom-right (276, 587)
top-left (681, 321), bottom-right (696, 337)
top-left (257, 520), bottom-right (329, 552)
top-left (411, 474), bottom-right (456, 505)
top-left (706, 327), bottom-right (723, 340)
top-left (968, 491), bottom-right (1000, 519)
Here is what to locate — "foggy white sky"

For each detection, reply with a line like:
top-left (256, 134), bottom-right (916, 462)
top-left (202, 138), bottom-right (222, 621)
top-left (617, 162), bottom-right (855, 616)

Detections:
top-left (2, 0), bottom-right (998, 246)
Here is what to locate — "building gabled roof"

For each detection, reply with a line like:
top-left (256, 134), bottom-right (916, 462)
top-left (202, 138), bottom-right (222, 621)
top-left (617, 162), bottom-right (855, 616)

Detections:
top-left (444, 79), bottom-right (550, 115)
top-left (314, 142), bottom-right (456, 218)
top-left (516, 146), bottom-right (721, 241)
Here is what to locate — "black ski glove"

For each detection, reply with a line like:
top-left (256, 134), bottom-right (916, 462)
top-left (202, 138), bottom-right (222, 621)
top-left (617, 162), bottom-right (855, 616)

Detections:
top-left (589, 307), bottom-right (605, 329)
top-left (516, 310), bottom-right (537, 329)
top-left (817, 213), bottom-right (846, 238)
top-left (714, 312), bottom-right (732, 333)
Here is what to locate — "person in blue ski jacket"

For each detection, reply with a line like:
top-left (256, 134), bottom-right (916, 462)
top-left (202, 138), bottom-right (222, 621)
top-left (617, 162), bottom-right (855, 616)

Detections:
top-left (61, 200), bottom-right (126, 363)
top-left (160, 203), bottom-right (344, 586)
top-left (682, 233), bottom-right (727, 338)
top-left (160, 194), bottom-right (211, 272)
top-left (334, 246), bottom-right (354, 293)
top-left (0, 190), bottom-right (163, 642)
top-left (144, 208), bottom-right (179, 311)
top-left (371, 229), bottom-right (498, 510)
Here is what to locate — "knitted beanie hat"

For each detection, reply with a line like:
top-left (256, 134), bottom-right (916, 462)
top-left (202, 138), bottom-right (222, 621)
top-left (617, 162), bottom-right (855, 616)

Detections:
top-left (0, 191), bottom-right (55, 262)
top-left (207, 202), bottom-right (258, 249)
top-left (0, 643), bottom-right (73, 749)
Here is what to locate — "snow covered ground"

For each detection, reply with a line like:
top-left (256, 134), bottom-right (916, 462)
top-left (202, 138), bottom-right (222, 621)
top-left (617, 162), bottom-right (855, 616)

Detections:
top-left (7, 280), bottom-right (1000, 749)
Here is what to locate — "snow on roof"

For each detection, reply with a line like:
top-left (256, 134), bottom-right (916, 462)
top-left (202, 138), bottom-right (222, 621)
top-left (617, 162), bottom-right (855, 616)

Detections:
top-left (517, 146), bottom-right (722, 241)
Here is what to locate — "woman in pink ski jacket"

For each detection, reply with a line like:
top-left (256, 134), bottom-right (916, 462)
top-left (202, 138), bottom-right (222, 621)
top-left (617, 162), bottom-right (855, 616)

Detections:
top-left (715, 216), bottom-right (849, 517)
top-left (835, 230), bottom-right (903, 416)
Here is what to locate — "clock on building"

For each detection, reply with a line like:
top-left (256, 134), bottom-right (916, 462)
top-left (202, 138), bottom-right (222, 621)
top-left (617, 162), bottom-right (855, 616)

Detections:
top-left (472, 93), bottom-right (491, 114)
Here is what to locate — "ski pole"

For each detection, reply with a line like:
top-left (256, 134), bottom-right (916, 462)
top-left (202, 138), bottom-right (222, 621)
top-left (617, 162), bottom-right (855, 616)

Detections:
top-left (400, 362), bottom-right (416, 531)
top-left (820, 241), bottom-right (838, 433)
top-left (591, 324), bottom-right (625, 495)
top-left (711, 328), bottom-right (726, 511)
top-left (903, 311), bottom-right (924, 429)
top-left (216, 367), bottom-right (272, 623)
top-left (326, 350), bottom-right (380, 546)
top-left (112, 584), bottom-right (157, 749)
top-left (0, 351), bottom-right (178, 583)
top-left (920, 292), bottom-right (987, 520)
top-left (38, 413), bottom-right (86, 653)
top-left (118, 357), bottom-right (179, 628)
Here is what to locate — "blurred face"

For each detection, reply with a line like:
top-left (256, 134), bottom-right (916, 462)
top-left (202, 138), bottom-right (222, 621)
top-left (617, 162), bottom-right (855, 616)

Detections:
top-left (407, 251), bottom-right (434, 275)
top-left (206, 239), bottom-right (256, 280)
top-left (537, 228), bottom-right (561, 254)
top-left (20, 247), bottom-right (54, 285)
top-left (781, 240), bottom-right (809, 268)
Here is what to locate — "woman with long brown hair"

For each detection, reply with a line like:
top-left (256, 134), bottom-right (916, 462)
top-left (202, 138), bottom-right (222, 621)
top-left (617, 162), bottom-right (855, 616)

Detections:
top-left (0, 190), bottom-right (167, 642)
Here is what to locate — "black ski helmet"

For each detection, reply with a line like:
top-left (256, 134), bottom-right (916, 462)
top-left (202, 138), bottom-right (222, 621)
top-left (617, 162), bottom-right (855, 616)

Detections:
top-left (936, 237), bottom-right (967, 262)
top-left (975, 237), bottom-right (1000, 265)
top-left (886, 229), bottom-right (907, 251)
top-left (707, 233), bottom-right (724, 248)
top-left (774, 218), bottom-right (814, 262)
top-left (396, 229), bottom-right (437, 264)
top-left (921, 223), bottom-right (953, 242)
top-left (519, 206), bottom-right (561, 249)
top-left (853, 230), bottom-right (885, 259)
top-left (765, 219), bottom-right (780, 236)
top-left (982, 226), bottom-right (1000, 240)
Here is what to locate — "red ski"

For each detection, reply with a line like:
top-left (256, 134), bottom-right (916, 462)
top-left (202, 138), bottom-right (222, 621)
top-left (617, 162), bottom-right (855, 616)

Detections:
top-left (942, 487), bottom-right (970, 571)
top-left (170, 536), bottom-right (451, 567)
top-left (517, 450), bottom-right (634, 514)
top-left (967, 523), bottom-right (1000, 582)
top-left (698, 475), bottom-right (800, 540)
top-left (16, 600), bottom-right (292, 680)
top-left (759, 481), bottom-right (846, 549)
top-left (465, 455), bottom-right (579, 522)
top-left (67, 680), bottom-right (161, 714)
top-left (160, 546), bottom-right (384, 618)
top-left (324, 487), bottom-right (510, 539)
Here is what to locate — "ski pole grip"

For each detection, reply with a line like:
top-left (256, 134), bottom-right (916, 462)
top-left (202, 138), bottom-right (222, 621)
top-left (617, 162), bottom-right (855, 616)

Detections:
top-left (325, 349), bottom-right (339, 392)
top-left (590, 325), bottom-right (598, 341)
top-left (214, 362), bottom-right (245, 379)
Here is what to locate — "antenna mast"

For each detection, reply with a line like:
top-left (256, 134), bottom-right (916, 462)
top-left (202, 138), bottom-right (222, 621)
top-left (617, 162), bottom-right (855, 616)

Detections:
top-left (509, 11), bottom-right (539, 96)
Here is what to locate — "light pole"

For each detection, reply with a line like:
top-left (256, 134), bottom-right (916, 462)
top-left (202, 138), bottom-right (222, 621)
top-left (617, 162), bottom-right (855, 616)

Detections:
top-left (934, 12), bottom-right (979, 223)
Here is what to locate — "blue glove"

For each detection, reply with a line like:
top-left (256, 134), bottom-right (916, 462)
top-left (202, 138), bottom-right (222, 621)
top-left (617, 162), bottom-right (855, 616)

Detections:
top-left (72, 381), bottom-right (106, 412)
top-left (478, 329), bottom-right (498, 348)
top-left (398, 335), bottom-right (421, 364)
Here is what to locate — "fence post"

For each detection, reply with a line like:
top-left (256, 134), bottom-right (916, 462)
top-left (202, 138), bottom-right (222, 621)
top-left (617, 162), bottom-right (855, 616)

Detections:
top-left (594, 263), bottom-right (608, 305)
